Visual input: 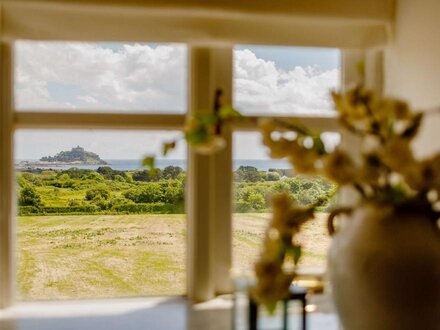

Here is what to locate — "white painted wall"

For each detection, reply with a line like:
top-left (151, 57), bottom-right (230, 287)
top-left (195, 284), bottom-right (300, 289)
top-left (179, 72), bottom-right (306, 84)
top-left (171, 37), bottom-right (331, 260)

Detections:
top-left (385, 0), bottom-right (440, 157)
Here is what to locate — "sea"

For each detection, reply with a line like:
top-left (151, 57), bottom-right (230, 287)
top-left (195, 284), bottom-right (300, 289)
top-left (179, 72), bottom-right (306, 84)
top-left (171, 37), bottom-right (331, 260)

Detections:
top-left (16, 159), bottom-right (291, 172)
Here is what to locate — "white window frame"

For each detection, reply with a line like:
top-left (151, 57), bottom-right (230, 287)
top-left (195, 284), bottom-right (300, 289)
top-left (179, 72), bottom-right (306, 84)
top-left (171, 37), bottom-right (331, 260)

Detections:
top-left (0, 12), bottom-right (384, 308)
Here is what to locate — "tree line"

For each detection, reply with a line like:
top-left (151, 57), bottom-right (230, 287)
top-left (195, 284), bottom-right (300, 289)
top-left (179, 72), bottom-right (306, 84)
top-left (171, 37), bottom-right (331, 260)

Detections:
top-left (17, 165), bottom-right (337, 215)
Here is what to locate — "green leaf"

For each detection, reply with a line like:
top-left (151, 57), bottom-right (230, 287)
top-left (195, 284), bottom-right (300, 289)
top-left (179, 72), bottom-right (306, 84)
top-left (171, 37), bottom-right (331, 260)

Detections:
top-left (265, 301), bottom-right (278, 315)
top-left (195, 113), bottom-right (218, 126)
top-left (163, 141), bottom-right (176, 156)
top-left (401, 113), bottom-right (423, 139)
top-left (291, 245), bottom-right (302, 265)
top-left (185, 129), bottom-right (209, 145)
top-left (313, 136), bottom-right (326, 155)
top-left (218, 105), bottom-right (242, 119)
top-left (142, 156), bottom-right (155, 168)
top-left (142, 156), bottom-right (156, 176)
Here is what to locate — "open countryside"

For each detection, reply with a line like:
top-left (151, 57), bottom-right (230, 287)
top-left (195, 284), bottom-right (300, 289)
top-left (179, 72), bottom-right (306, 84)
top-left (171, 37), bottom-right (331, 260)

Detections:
top-left (17, 148), bottom-right (336, 300)
top-left (17, 213), bottom-right (330, 300)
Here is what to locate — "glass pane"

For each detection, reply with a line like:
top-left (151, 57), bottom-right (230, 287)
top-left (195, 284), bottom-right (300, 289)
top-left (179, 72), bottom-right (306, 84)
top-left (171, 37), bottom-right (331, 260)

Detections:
top-left (14, 41), bottom-right (187, 113)
top-left (15, 129), bottom-right (187, 300)
top-left (232, 131), bottom-right (340, 274)
top-left (233, 45), bottom-right (341, 116)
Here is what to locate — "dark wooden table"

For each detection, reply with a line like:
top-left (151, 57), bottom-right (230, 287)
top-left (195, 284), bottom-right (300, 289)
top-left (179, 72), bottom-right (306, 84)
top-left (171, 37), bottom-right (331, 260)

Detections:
top-left (248, 285), bottom-right (308, 330)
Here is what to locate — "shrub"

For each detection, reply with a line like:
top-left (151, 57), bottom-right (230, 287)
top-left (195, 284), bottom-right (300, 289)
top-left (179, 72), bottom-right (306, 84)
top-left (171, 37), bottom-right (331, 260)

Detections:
top-left (265, 172), bottom-right (281, 181)
top-left (18, 206), bottom-right (40, 216)
top-left (18, 185), bottom-right (42, 207)
top-left (82, 172), bottom-right (105, 182)
top-left (159, 180), bottom-right (184, 204)
top-left (248, 192), bottom-right (265, 210)
top-left (85, 186), bottom-right (110, 201)
top-left (162, 166), bottom-right (184, 180)
top-left (21, 172), bottom-right (43, 186)
top-left (235, 200), bottom-right (253, 213)
top-left (132, 169), bottom-right (162, 182)
top-left (41, 205), bottom-right (100, 214)
top-left (124, 183), bottom-right (161, 203)
top-left (112, 202), bottom-right (172, 214)
top-left (235, 166), bottom-right (262, 182)
top-left (97, 167), bottom-right (127, 180)
top-left (91, 196), bottom-right (108, 210)
top-left (114, 175), bottom-right (125, 182)
top-left (18, 205), bottom-right (101, 215)
top-left (107, 196), bottom-right (135, 209)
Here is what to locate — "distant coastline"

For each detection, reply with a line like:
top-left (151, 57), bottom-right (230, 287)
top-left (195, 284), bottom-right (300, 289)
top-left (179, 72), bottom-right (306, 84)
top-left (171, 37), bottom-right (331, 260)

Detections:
top-left (15, 159), bottom-right (291, 172)
top-left (17, 160), bottom-right (108, 169)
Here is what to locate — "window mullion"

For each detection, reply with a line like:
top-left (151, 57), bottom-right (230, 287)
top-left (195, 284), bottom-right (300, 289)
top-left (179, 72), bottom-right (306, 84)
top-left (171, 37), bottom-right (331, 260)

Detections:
top-left (187, 46), bottom-right (216, 302)
top-left (211, 47), bottom-right (233, 295)
top-left (0, 41), bottom-right (15, 308)
top-left (186, 46), bottom-right (234, 302)
top-left (14, 112), bottom-right (186, 130)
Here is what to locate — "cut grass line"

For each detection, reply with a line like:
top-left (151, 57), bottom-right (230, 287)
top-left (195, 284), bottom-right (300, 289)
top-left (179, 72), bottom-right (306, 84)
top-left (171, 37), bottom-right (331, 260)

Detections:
top-left (17, 249), bottom-right (38, 297)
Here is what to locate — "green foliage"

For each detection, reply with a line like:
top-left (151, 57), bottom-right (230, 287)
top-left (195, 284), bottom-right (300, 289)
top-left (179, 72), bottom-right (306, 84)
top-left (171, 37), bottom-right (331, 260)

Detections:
top-left (16, 167), bottom-right (336, 216)
top-left (18, 185), bottom-right (42, 208)
top-left (85, 186), bottom-right (110, 201)
top-left (235, 200), bottom-right (253, 213)
top-left (123, 180), bottom-right (184, 204)
top-left (107, 196), bottom-right (135, 209)
top-left (18, 206), bottom-right (40, 216)
top-left (162, 166), bottom-right (183, 180)
top-left (82, 172), bottom-right (105, 182)
top-left (96, 167), bottom-right (127, 181)
top-left (59, 168), bottom-right (93, 179)
top-left (40, 206), bottom-right (100, 214)
top-left (112, 202), bottom-right (176, 214)
top-left (132, 169), bottom-right (162, 182)
top-left (21, 172), bottom-right (43, 186)
top-left (124, 183), bottom-right (161, 203)
top-left (265, 172), bottom-right (280, 181)
top-left (235, 166), bottom-right (262, 182)
top-left (114, 175), bottom-right (125, 182)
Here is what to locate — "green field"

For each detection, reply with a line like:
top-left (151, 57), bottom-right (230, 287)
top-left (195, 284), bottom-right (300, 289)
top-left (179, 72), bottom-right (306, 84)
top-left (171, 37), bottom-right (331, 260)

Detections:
top-left (17, 213), bottom-right (330, 301)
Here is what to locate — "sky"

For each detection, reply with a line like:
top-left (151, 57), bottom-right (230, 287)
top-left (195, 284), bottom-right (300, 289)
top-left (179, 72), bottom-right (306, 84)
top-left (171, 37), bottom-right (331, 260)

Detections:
top-left (14, 41), bottom-right (341, 160)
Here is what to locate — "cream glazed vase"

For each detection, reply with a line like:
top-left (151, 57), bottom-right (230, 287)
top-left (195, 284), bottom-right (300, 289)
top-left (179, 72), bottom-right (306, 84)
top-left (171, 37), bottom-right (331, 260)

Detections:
top-left (327, 203), bottom-right (440, 330)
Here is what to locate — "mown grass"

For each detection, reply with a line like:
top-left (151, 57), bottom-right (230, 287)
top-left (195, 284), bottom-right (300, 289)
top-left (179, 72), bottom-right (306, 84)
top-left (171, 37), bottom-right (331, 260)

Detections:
top-left (17, 214), bottom-right (186, 300)
top-left (17, 213), bottom-right (329, 300)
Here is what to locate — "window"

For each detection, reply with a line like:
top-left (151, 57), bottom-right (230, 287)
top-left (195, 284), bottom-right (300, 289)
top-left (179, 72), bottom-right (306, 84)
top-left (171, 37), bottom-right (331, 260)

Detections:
top-left (231, 46), bottom-right (342, 275)
top-left (0, 30), bottom-right (348, 306)
top-left (232, 132), bottom-right (340, 274)
top-left (15, 41), bottom-right (187, 113)
top-left (15, 129), bottom-right (187, 300)
top-left (233, 45), bottom-right (340, 116)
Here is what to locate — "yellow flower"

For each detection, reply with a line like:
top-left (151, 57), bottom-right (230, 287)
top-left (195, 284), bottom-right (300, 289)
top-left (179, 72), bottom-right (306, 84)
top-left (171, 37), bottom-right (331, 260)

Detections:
top-left (271, 193), bottom-right (314, 236)
top-left (381, 137), bottom-right (415, 173)
top-left (323, 150), bottom-right (358, 184)
top-left (192, 136), bottom-right (226, 154)
top-left (360, 153), bottom-right (383, 184)
top-left (253, 258), bottom-right (294, 305)
top-left (404, 155), bottom-right (440, 192)
top-left (185, 116), bottom-right (200, 132)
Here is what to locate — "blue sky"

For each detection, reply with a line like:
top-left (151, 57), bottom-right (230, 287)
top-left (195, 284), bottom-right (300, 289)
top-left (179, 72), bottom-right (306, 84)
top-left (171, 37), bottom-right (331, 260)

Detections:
top-left (235, 45), bottom-right (340, 71)
top-left (14, 42), bottom-right (340, 160)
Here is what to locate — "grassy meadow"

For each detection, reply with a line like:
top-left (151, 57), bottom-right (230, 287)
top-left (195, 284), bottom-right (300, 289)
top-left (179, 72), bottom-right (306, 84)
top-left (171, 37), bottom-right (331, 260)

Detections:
top-left (17, 213), bottom-right (330, 301)
top-left (16, 166), bottom-right (334, 300)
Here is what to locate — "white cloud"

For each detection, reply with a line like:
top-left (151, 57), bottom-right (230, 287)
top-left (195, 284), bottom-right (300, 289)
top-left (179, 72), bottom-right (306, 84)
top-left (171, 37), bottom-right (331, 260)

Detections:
top-left (77, 95), bottom-right (98, 104)
top-left (15, 44), bottom-right (340, 159)
top-left (233, 49), bottom-right (340, 115)
top-left (15, 42), bottom-right (187, 112)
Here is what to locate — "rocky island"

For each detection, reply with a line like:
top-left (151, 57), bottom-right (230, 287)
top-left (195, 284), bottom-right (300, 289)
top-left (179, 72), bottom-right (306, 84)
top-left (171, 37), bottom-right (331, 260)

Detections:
top-left (18, 146), bottom-right (108, 168)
